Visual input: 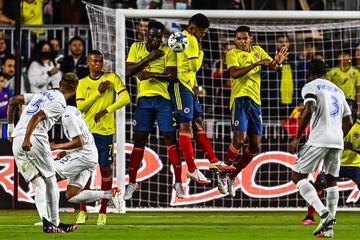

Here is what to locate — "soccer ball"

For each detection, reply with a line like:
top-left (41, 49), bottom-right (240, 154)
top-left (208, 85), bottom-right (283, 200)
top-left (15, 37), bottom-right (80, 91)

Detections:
top-left (168, 32), bottom-right (189, 52)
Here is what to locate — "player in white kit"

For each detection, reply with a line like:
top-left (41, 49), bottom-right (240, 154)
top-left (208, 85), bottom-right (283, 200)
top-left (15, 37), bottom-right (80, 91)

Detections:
top-left (8, 73), bottom-right (79, 233)
top-left (288, 59), bottom-right (353, 237)
top-left (50, 105), bottom-right (121, 210)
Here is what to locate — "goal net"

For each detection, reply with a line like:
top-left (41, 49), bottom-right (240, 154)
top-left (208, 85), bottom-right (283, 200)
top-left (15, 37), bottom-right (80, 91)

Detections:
top-left (85, 3), bottom-right (360, 209)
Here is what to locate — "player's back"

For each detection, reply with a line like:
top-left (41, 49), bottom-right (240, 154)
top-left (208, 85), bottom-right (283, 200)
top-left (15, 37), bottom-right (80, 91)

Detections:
top-left (12, 89), bottom-right (66, 138)
top-left (304, 78), bottom-right (351, 149)
top-left (61, 106), bottom-right (97, 162)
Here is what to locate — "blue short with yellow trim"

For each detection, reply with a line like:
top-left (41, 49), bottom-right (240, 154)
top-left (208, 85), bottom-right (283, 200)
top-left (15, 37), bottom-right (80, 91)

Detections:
top-left (168, 81), bottom-right (202, 123)
top-left (133, 96), bottom-right (176, 132)
top-left (232, 96), bottom-right (263, 135)
top-left (93, 134), bottom-right (113, 166)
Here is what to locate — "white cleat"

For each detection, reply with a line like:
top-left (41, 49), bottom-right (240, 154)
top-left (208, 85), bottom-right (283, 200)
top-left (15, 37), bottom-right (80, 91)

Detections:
top-left (173, 183), bottom-right (185, 198)
top-left (34, 221), bottom-right (43, 226)
top-left (111, 187), bottom-right (122, 212)
top-left (227, 177), bottom-right (236, 197)
top-left (186, 169), bottom-right (211, 185)
top-left (124, 183), bottom-right (139, 200)
top-left (316, 226), bottom-right (334, 238)
top-left (217, 174), bottom-right (228, 194)
top-left (313, 212), bottom-right (336, 236)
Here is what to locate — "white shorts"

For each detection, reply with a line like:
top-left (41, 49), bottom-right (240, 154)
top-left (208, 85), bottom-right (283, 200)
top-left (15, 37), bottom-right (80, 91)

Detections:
top-left (294, 144), bottom-right (342, 177)
top-left (55, 153), bottom-right (96, 189)
top-left (12, 135), bottom-right (55, 182)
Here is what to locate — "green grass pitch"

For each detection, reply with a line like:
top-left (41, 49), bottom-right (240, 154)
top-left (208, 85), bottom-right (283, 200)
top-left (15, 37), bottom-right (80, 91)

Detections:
top-left (0, 210), bottom-right (359, 239)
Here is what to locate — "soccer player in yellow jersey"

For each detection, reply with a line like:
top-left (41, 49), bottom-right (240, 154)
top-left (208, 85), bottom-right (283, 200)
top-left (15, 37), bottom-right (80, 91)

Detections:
top-left (75, 50), bottom-right (130, 225)
top-left (169, 13), bottom-right (235, 185)
top-left (325, 49), bottom-right (360, 120)
top-left (300, 118), bottom-right (360, 237)
top-left (123, 21), bottom-right (184, 200)
top-left (217, 26), bottom-right (288, 197)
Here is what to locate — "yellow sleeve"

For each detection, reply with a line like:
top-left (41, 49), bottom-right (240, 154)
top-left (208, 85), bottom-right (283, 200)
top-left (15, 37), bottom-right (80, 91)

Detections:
top-left (226, 50), bottom-right (238, 69)
top-left (126, 43), bottom-right (138, 63)
top-left (325, 70), bottom-right (333, 82)
top-left (188, 50), bottom-right (204, 73)
top-left (355, 70), bottom-right (360, 86)
top-left (184, 36), bottom-right (199, 59)
top-left (259, 46), bottom-right (273, 62)
top-left (165, 49), bottom-right (177, 67)
top-left (76, 80), bottom-right (101, 113)
top-left (106, 74), bottom-right (130, 113)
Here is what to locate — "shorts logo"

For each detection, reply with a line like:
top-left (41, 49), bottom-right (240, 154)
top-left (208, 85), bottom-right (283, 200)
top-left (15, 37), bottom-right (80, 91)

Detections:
top-left (133, 120), bottom-right (137, 126)
top-left (353, 132), bottom-right (359, 139)
top-left (184, 107), bottom-right (190, 114)
top-left (234, 120), bottom-right (239, 126)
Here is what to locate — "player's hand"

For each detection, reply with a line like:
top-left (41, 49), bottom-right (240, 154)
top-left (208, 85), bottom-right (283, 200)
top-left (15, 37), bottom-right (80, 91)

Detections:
top-left (22, 138), bottom-right (32, 151)
top-left (138, 71), bottom-right (154, 80)
top-left (256, 59), bottom-right (271, 67)
top-left (50, 142), bottom-right (58, 150)
top-left (274, 46), bottom-right (289, 65)
top-left (7, 123), bottom-right (14, 142)
top-left (94, 109), bottom-right (108, 123)
top-left (98, 81), bottom-right (111, 94)
top-left (288, 138), bottom-right (300, 154)
top-left (148, 49), bottom-right (164, 61)
top-left (55, 151), bottom-right (67, 160)
top-left (48, 67), bottom-right (60, 76)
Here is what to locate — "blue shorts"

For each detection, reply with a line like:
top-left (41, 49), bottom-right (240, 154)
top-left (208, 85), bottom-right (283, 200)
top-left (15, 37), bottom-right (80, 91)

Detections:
top-left (231, 97), bottom-right (263, 135)
top-left (93, 134), bottom-right (113, 166)
top-left (133, 96), bottom-right (176, 132)
top-left (339, 166), bottom-right (360, 188)
top-left (168, 82), bottom-right (203, 123)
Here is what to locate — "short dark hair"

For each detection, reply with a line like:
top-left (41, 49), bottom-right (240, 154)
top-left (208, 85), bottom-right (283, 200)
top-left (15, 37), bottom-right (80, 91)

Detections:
top-left (189, 13), bottom-right (210, 29)
top-left (235, 26), bottom-right (250, 34)
top-left (88, 50), bottom-right (103, 57)
top-left (337, 49), bottom-right (351, 56)
top-left (3, 54), bottom-right (15, 65)
top-left (0, 72), bottom-right (5, 78)
top-left (148, 21), bottom-right (165, 31)
top-left (309, 59), bottom-right (325, 77)
top-left (61, 72), bottom-right (79, 89)
top-left (69, 36), bottom-right (85, 46)
top-left (276, 33), bottom-right (289, 41)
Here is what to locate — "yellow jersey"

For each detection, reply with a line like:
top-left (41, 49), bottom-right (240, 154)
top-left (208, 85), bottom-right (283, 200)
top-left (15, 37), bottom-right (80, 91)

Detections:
top-left (76, 72), bottom-right (127, 135)
top-left (226, 45), bottom-right (272, 109)
top-left (176, 30), bottom-right (202, 93)
top-left (126, 42), bottom-right (176, 100)
top-left (325, 67), bottom-right (360, 101)
top-left (20, 0), bottom-right (45, 34)
top-left (341, 122), bottom-right (360, 167)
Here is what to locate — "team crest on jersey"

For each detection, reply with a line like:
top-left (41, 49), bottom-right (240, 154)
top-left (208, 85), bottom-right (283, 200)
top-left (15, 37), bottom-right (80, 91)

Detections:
top-left (184, 107), bottom-right (190, 114)
top-left (350, 73), bottom-right (356, 78)
top-left (353, 132), bottom-right (360, 139)
top-left (234, 120), bottom-right (239, 126)
top-left (254, 52), bottom-right (260, 59)
top-left (133, 120), bottom-right (137, 126)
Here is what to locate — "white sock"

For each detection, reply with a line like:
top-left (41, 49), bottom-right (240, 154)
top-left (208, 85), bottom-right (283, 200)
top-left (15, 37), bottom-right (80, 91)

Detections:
top-left (31, 177), bottom-right (49, 221)
top-left (44, 175), bottom-right (60, 226)
top-left (68, 190), bottom-right (111, 204)
top-left (326, 186), bottom-right (339, 217)
top-left (297, 179), bottom-right (328, 217)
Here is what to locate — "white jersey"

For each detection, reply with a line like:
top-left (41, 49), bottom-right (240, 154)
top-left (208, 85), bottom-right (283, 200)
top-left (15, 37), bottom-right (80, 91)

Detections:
top-left (302, 78), bottom-right (351, 149)
top-left (61, 106), bottom-right (97, 163)
top-left (12, 89), bottom-right (66, 138)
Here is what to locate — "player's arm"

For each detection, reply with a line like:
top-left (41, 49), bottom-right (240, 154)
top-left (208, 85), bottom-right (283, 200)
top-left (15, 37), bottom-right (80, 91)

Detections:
top-left (138, 66), bottom-right (177, 82)
top-left (50, 135), bottom-right (84, 150)
top-left (22, 110), bottom-right (47, 151)
top-left (188, 50), bottom-right (204, 73)
top-left (269, 46), bottom-right (288, 70)
top-left (126, 49), bottom-right (164, 77)
top-left (76, 81), bottom-right (110, 113)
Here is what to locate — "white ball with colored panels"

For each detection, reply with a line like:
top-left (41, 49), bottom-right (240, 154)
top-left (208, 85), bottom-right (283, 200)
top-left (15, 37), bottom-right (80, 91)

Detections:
top-left (168, 32), bottom-right (189, 52)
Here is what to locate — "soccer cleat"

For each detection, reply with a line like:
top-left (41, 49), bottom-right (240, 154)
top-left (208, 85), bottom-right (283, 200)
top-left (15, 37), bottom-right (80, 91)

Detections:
top-left (58, 222), bottom-right (79, 232)
top-left (111, 187), bottom-right (122, 211)
top-left (173, 183), bottom-right (185, 198)
top-left (34, 221), bottom-right (43, 226)
top-left (313, 212), bottom-right (336, 236)
top-left (316, 226), bottom-right (334, 238)
top-left (42, 217), bottom-right (64, 233)
top-left (75, 210), bottom-right (88, 224)
top-left (300, 215), bottom-right (315, 225)
top-left (217, 174), bottom-right (228, 194)
top-left (209, 161), bottom-right (236, 173)
top-left (186, 169), bottom-right (211, 185)
top-left (227, 177), bottom-right (236, 197)
top-left (124, 183), bottom-right (140, 200)
top-left (97, 213), bottom-right (107, 226)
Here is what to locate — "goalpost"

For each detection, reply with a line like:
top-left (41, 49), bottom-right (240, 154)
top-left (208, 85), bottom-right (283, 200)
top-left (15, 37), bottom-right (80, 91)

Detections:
top-left (85, 3), bottom-right (360, 211)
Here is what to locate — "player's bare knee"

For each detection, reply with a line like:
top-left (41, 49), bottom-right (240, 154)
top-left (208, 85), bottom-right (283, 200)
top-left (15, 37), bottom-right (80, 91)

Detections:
top-left (325, 174), bottom-right (337, 188)
top-left (193, 117), bottom-right (204, 131)
top-left (162, 132), bottom-right (177, 145)
top-left (66, 185), bottom-right (82, 200)
top-left (291, 171), bottom-right (305, 184)
top-left (100, 165), bottom-right (113, 177)
top-left (179, 122), bottom-right (192, 133)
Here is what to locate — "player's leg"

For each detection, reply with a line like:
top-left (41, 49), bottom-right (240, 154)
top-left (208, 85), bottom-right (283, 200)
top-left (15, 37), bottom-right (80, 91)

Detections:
top-left (31, 175), bottom-right (49, 224)
top-left (125, 98), bottom-right (155, 200)
top-left (170, 82), bottom-right (209, 184)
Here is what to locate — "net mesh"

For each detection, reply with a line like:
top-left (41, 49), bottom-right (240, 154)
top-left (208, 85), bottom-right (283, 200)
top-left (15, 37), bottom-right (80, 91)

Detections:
top-left (85, 3), bottom-right (360, 208)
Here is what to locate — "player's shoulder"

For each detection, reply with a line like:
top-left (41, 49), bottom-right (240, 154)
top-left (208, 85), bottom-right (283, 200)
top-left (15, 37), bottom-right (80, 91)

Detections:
top-left (62, 106), bottom-right (80, 119)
